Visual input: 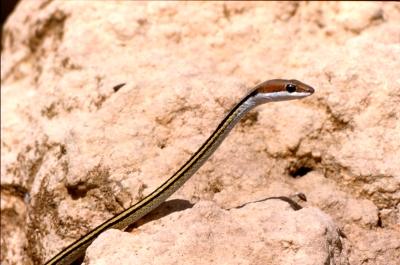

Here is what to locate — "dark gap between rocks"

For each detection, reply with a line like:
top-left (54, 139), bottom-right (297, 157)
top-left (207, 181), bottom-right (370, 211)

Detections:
top-left (289, 166), bottom-right (313, 178)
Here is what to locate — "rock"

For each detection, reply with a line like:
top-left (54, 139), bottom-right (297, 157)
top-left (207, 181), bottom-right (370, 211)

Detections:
top-left (85, 201), bottom-right (347, 265)
top-left (1, 1), bottom-right (399, 265)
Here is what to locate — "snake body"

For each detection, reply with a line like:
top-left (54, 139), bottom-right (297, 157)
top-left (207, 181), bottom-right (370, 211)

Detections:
top-left (45, 79), bottom-right (314, 265)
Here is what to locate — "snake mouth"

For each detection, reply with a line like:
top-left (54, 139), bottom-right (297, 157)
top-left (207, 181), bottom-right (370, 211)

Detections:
top-left (289, 79), bottom-right (315, 95)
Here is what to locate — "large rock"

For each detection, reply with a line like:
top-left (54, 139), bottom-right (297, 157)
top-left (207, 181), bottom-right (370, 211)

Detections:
top-left (1, 1), bottom-right (399, 265)
top-left (85, 201), bottom-right (347, 265)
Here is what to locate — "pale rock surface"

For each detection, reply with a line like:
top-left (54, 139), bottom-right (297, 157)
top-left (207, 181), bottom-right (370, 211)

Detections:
top-left (85, 201), bottom-right (346, 265)
top-left (1, 1), bottom-right (400, 265)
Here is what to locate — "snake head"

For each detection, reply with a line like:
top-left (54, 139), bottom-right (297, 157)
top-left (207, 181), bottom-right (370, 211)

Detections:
top-left (253, 79), bottom-right (314, 104)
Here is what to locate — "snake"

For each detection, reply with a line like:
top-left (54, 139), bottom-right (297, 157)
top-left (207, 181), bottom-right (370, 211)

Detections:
top-left (44, 79), bottom-right (314, 265)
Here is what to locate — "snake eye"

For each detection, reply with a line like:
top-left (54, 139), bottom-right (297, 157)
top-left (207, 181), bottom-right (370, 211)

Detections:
top-left (286, 83), bottom-right (296, 93)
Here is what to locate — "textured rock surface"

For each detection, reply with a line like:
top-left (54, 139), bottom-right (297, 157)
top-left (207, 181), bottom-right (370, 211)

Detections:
top-left (86, 201), bottom-right (346, 265)
top-left (1, 1), bottom-right (399, 265)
